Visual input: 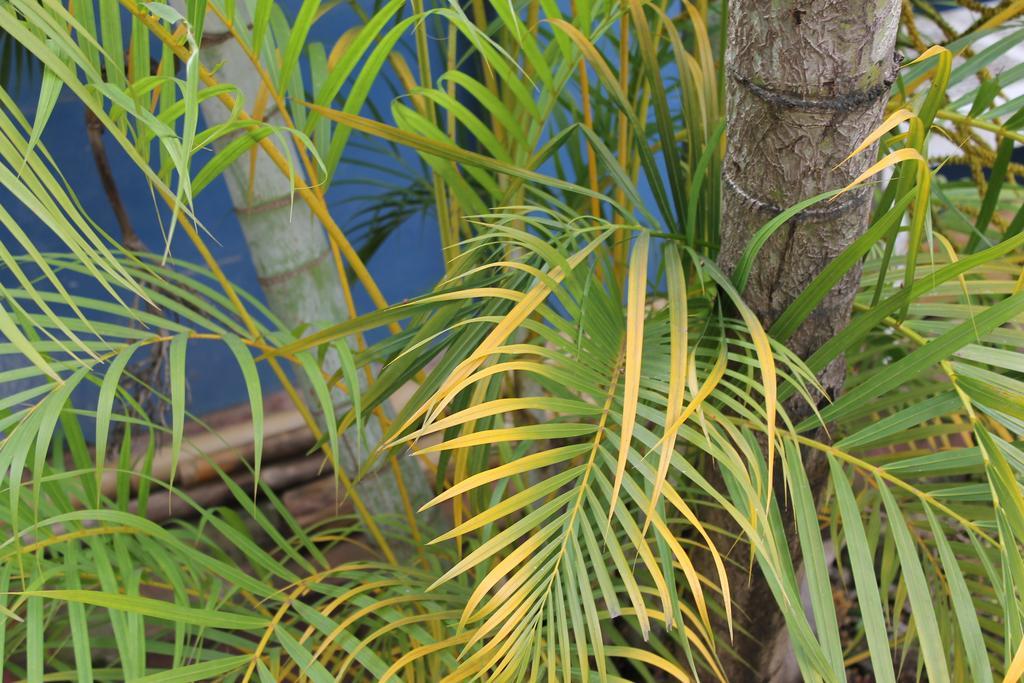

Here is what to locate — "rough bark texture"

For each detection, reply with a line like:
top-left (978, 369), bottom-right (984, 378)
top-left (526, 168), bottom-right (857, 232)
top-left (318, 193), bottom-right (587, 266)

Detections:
top-left (705, 1), bottom-right (901, 680)
top-left (179, 3), bottom-right (433, 521)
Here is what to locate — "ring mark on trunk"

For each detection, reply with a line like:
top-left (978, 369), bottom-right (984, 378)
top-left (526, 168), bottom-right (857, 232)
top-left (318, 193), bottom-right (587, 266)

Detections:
top-left (235, 192), bottom-right (298, 216)
top-left (200, 24), bottom-right (254, 47)
top-left (722, 171), bottom-right (871, 218)
top-left (256, 248), bottom-right (332, 287)
top-left (728, 61), bottom-right (899, 113)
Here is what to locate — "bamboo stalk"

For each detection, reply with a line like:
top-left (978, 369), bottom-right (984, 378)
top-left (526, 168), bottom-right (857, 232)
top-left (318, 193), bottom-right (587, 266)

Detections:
top-left (111, 386), bottom-right (442, 527)
top-left (99, 399), bottom-right (312, 497)
top-left (136, 453), bottom-right (326, 524)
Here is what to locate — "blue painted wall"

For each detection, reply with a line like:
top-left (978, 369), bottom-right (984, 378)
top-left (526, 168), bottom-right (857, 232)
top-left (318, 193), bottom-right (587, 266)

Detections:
top-left (3, 4), bottom-right (446, 416)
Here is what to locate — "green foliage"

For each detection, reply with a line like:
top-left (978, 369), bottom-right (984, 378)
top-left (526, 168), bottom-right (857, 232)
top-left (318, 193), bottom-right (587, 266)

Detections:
top-left (0, 0), bottom-right (1023, 680)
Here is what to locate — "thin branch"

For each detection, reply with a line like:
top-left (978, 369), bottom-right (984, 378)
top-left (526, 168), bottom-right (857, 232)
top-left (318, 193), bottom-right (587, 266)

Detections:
top-left (84, 107), bottom-right (146, 252)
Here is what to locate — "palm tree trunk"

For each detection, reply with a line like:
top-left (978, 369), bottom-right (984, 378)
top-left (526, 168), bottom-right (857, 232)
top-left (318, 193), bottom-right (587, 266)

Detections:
top-left (179, 4), bottom-right (432, 522)
top-left (706, 2), bottom-right (901, 680)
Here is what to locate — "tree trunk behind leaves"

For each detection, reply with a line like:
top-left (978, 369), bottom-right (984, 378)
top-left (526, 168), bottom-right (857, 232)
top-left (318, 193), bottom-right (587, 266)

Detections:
top-left (707, 2), bottom-right (901, 680)
top-left (178, 3), bottom-right (432, 523)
